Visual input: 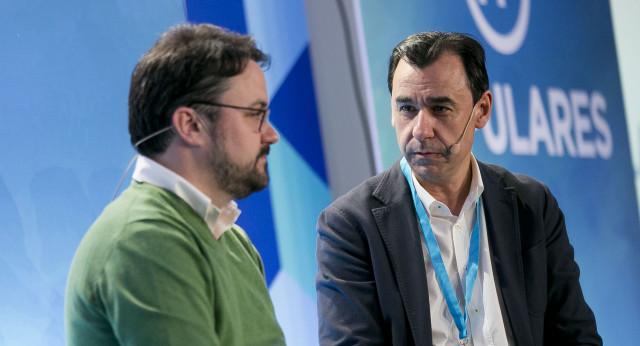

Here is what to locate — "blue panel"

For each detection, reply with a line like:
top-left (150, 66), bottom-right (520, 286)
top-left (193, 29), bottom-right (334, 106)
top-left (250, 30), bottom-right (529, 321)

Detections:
top-left (235, 187), bottom-right (280, 286)
top-left (242, 1), bottom-right (324, 343)
top-left (269, 271), bottom-right (319, 346)
top-left (267, 133), bottom-right (332, 299)
top-left (184, 0), bottom-right (247, 33)
top-left (270, 47), bottom-right (327, 182)
top-left (242, 0), bottom-right (310, 103)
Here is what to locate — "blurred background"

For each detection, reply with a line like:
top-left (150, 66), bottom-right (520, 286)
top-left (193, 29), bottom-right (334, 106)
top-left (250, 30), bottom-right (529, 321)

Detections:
top-left (1, 0), bottom-right (638, 344)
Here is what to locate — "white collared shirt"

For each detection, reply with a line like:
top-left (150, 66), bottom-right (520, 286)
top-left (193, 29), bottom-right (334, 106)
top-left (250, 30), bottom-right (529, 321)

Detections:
top-left (412, 155), bottom-right (512, 345)
top-left (131, 155), bottom-right (241, 239)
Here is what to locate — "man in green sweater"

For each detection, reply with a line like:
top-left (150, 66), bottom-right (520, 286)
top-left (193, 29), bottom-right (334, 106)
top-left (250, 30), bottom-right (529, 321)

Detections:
top-left (65, 23), bottom-right (285, 345)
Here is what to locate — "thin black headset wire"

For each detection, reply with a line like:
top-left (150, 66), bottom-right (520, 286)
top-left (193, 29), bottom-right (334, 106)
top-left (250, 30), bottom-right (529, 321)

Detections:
top-left (111, 125), bottom-right (173, 200)
top-left (112, 153), bottom-right (139, 201)
top-left (335, 0), bottom-right (378, 176)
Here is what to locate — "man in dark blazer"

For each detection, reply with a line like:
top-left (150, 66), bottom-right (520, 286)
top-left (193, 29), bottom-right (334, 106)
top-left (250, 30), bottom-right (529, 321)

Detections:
top-left (315, 32), bottom-right (601, 345)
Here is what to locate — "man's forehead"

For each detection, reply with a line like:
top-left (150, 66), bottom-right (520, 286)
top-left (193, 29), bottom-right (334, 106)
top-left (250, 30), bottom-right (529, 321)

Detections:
top-left (392, 56), bottom-right (470, 100)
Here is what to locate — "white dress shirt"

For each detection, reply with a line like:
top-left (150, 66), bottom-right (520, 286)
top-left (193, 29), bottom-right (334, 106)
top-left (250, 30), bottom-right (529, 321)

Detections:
top-left (412, 155), bottom-right (513, 345)
top-left (131, 155), bottom-right (241, 239)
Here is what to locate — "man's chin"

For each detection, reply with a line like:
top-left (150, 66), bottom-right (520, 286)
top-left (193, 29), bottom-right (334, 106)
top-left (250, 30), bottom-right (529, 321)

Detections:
top-left (243, 171), bottom-right (270, 197)
top-left (234, 180), bottom-right (268, 200)
top-left (406, 155), bottom-right (437, 168)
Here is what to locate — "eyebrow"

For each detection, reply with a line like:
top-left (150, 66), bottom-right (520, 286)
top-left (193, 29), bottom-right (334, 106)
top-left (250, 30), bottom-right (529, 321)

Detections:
top-left (250, 100), bottom-right (269, 109)
top-left (394, 96), bottom-right (456, 106)
top-left (394, 96), bottom-right (416, 104)
top-left (423, 96), bottom-right (455, 106)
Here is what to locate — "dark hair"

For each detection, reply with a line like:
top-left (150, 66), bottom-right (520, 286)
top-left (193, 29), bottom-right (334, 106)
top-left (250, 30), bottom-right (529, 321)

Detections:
top-left (387, 31), bottom-right (489, 105)
top-left (129, 23), bottom-right (269, 156)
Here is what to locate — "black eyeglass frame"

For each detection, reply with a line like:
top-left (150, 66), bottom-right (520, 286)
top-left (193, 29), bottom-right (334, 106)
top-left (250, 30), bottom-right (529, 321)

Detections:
top-left (192, 101), bottom-right (270, 132)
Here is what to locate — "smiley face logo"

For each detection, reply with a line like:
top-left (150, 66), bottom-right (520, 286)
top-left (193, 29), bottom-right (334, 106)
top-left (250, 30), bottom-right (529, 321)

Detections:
top-left (466, 0), bottom-right (531, 55)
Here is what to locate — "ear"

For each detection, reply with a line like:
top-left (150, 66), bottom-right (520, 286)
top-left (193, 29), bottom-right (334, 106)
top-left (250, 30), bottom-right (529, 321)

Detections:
top-left (171, 106), bottom-right (208, 147)
top-left (474, 90), bottom-right (493, 129)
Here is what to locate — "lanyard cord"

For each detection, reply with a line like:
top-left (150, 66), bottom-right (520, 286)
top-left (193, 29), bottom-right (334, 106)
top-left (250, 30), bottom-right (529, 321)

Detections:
top-left (400, 158), bottom-right (480, 342)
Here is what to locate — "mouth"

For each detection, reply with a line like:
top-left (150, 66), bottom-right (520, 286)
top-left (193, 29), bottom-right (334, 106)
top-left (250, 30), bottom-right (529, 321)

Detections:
top-left (412, 150), bottom-right (437, 157)
top-left (407, 145), bottom-right (449, 162)
top-left (409, 147), bottom-right (444, 157)
top-left (256, 146), bottom-right (270, 163)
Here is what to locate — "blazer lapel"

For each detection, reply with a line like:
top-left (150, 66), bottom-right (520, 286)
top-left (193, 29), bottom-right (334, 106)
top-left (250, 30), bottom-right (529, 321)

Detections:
top-left (479, 163), bottom-right (534, 346)
top-left (371, 161), bottom-right (432, 345)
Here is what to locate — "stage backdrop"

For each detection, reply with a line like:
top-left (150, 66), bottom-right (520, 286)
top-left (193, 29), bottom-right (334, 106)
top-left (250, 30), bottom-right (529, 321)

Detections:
top-left (358, 0), bottom-right (640, 344)
top-left (2, 1), bottom-right (639, 345)
top-left (0, 0), bottom-right (323, 344)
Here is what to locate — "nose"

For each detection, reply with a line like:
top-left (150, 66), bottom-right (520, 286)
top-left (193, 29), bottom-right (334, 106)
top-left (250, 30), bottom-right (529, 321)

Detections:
top-left (261, 121), bottom-right (279, 144)
top-left (412, 111), bottom-right (435, 142)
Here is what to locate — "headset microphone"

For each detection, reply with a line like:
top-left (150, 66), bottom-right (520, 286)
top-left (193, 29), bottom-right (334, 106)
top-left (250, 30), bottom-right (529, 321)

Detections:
top-left (448, 105), bottom-right (476, 155)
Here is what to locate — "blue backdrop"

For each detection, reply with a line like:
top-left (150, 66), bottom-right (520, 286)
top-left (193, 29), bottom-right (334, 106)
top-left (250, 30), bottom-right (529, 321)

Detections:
top-left (1, 0), bottom-right (637, 345)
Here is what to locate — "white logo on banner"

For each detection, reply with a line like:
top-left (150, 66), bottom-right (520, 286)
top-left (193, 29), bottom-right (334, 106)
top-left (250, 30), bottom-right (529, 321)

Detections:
top-left (466, 0), bottom-right (530, 55)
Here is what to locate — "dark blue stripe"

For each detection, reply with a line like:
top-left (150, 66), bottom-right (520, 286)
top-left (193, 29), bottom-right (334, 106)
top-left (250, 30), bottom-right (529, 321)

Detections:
top-left (235, 187), bottom-right (280, 286)
top-left (183, 0), bottom-right (247, 33)
top-left (270, 46), bottom-right (328, 182)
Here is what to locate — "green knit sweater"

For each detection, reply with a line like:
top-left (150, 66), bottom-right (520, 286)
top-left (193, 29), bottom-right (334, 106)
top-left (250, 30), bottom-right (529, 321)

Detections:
top-left (65, 181), bottom-right (285, 345)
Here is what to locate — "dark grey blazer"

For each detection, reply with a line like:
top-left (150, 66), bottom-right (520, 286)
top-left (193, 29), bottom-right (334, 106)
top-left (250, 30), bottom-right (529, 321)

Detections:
top-left (316, 159), bottom-right (601, 346)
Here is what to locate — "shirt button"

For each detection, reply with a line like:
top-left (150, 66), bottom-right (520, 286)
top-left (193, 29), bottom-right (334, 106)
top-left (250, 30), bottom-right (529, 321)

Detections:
top-left (455, 224), bottom-right (461, 229)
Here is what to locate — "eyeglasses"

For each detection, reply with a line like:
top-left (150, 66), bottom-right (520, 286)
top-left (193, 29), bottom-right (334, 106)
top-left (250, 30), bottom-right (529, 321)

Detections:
top-left (192, 101), bottom-right (271, 132)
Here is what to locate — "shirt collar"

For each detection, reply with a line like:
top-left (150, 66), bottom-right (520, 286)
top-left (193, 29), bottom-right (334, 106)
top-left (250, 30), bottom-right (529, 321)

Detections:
top-left (412, 153), bottom-right (484, 217)
top-left (131, 155), bottom-right (241, 239)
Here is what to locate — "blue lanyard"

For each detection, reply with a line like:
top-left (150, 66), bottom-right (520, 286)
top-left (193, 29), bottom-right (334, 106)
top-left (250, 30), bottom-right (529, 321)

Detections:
top-left (400, 158), bottom-right (480, 342)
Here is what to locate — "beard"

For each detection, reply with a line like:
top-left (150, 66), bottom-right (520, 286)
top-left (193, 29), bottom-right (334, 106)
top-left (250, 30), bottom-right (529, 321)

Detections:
top-left (207, 139), bottom-right (271, 200)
